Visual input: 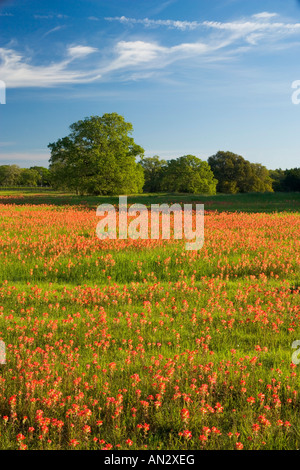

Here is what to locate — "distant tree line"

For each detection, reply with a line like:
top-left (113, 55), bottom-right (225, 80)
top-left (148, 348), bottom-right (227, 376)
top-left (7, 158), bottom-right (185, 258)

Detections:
top-left (139, 154), bottom-right (218, 195)
top-left (0, 165), bottom-right (51, 187)
top-left (269, 168), bottom-right (300, 192)
top-left (2, 113), bottom-right (299, 194)
top-left (138, 151), bottom-right (299, 195)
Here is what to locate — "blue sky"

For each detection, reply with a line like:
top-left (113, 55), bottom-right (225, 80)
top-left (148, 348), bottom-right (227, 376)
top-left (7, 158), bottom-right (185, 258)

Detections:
top-left (0, 0), bottom-right (300, 169)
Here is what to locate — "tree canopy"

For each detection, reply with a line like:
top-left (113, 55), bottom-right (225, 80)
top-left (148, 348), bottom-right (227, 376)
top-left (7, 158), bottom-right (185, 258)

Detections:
top-left (283, 168), bottom-right (300, 192)
top-left (30, 166), bottom-right (51, 187)
top-left (208, 151), bottom-right (273, 193)
top-left (0, 165), bottom-right (23, 186)
top-left (138, 156), bottom-right (167, 193)
top-left (0, 112), bottom-right (297, 195)
top-left (18, 168), bottom-right (40, 187)
top-left (48, 113), bottom-right (145, 195)
top-left (161, 155), bottom-right (217, 195)
top-left (0, 165), bottom-right (51, 187)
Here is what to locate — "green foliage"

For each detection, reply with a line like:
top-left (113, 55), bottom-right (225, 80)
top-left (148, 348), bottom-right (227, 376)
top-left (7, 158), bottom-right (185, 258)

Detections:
top-left (48, 113), bottom-right (145, 195)
top-left (208, 151), bottom-right (247, 194)
top-left (284, 168), bottom-right (300, 191)
top-left (29, 166), bottom-right (51, 187)
top-left (270, 168), bottom-right (300, 192)
top-left (0, 165), bottom-right (50, 187)
top-left (269, 169), bottom-right (286, 192)
top-left (0, 165), bottom-right (22, 186)
top-left (0, 190), bottom-right (299, 213)
top-left (18, 168), bottom-right (40, 187)
top-left (161, 155), bottom-right (217, 195)
top-left (248, 163), bottom-right (273, 193)
top-left (138, 155), bottom-right (167, 192)
top-left (208, 151), bottom-right (273, 194)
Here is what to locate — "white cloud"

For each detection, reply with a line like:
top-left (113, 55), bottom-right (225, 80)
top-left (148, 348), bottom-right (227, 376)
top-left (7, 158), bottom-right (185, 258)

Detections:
top-left (2, 12), bottom-right (300, 88)
top-left (102, 39), bottom-right (215, 76)
top-left (105, 41), bottom-right (165, 72)
top-left (203, 19), bottom-right (300, 33)
top-left (34, 15), bottom-right (53, 19)
top-left (246, 33), bottom-right (265, 46)
top-left (43, 26), bottom-right (64, 37)
top-left (99, 13), bottom-right (300, 81)
top-left (0, 46), bottom-right (101, 88)
top-left (107, 14), bottom-right (300, 40)
top-left (34, 14), bottom-right (68, 19)
top-left (201, 17), bottom-right (300, 49)
top-left (105, 16), bottom-right (200, 31)
top-left (67, 45), bottom-right (98, 58)
top-left (252, 12), bottom-right (278, 20)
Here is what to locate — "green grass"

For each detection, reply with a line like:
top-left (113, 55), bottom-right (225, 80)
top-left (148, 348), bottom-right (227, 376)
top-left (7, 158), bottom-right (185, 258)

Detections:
top-left (0, 188), bottom-right (299, 213)
top-left (0, 190), bottom-right (299, 450)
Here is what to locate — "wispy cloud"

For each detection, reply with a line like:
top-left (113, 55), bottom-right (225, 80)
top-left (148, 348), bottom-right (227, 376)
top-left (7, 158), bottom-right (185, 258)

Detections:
top-left (34, 14), bottom-right (68, 20)
top-left (106, 13), bottom-right (300, 40)
top-left (0, 152), bottom-right (50, 164)
top-left (252, 12), bottom-right (278, 20)
top-left (67, 45), bottom-right (98, 58)
top-left (202, 19), bottom-right (300, 34)
top-left (103, 39), bottom-right (218, 75)
top-left (105, 16), bottom-right (200, 31)
top-left (2, 12), bottom-right (300, 88)
top-left (102, 12), bottom-right (300, 74)
top-left (43, 25), bottom-right (65, 37)
top-left (0, 46), bottom-right (101, 88)
top-left (149, 0), bottom-right (178, 16)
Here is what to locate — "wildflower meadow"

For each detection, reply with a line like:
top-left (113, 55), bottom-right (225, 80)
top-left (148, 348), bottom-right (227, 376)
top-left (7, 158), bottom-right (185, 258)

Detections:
top-left (0, 192), bottom-right (299, 451)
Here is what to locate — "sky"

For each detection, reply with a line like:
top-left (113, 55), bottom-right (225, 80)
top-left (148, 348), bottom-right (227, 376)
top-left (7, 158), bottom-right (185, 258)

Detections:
top-left (0, 0), bottom-right (300, 169)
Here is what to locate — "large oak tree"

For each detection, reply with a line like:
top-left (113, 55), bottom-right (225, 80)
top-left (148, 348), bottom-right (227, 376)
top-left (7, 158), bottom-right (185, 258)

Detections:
top-left (48, 113), bottom-right (145, 195)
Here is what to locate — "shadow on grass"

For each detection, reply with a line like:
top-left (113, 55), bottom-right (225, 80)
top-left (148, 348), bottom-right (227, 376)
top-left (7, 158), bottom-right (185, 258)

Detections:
top-left (0, 189), bottom-right (299, 213)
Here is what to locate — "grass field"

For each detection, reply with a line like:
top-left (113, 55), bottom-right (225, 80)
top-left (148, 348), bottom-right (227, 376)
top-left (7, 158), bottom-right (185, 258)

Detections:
top-left (0, 188), bottom-right (299, 213)
top-left (0, 190), bottom-right (299, 450)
